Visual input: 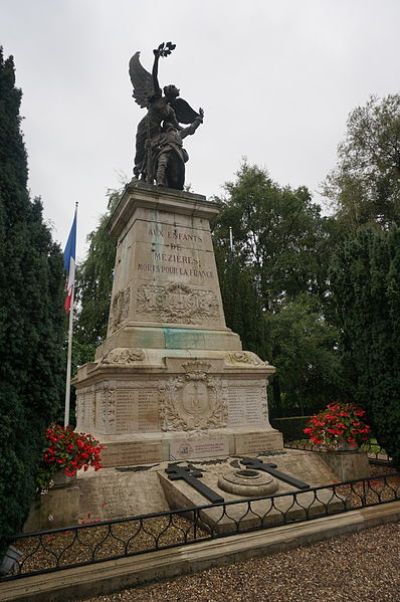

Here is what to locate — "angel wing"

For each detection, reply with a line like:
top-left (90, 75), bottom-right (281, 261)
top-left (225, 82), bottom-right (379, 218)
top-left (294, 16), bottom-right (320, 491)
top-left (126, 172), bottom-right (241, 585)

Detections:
top-left (170, 98), bottom-right (199, 124)
top-left (129, 52), bottom-right (154, 108)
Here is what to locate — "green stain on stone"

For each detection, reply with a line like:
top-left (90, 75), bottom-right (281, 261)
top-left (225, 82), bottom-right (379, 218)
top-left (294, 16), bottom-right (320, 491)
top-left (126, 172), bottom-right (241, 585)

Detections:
top-left (163, 328), bottom-right (206, 349)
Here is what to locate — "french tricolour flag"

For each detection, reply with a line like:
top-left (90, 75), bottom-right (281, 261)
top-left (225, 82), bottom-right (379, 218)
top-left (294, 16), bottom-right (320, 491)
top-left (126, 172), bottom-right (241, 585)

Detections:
top-left (63, 209), bottom-right (77, 313)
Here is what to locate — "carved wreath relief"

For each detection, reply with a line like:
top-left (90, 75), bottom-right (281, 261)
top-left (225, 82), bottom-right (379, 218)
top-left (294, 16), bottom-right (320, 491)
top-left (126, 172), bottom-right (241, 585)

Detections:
top-left (160, 361), bottom-right (227, 431)
top-left (109, 287), bottom-right (131, 334)
top-left (225, 352), bottom-right (265, 366)
top-left (101, 348), bottom-right (145, 365)
top-left (137, 282), bottom-right (219, 323)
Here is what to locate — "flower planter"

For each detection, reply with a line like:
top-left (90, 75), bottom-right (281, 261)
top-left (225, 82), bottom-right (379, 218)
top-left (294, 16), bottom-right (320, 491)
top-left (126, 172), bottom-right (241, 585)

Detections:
top-left (317, 448), bottom-right (370, 481)
top-left (24, 478), bottom-right (80, 532)
top-left (303, 402), bottom-right (371, 481)
top-left (52, 471), bottom-right (77, 489)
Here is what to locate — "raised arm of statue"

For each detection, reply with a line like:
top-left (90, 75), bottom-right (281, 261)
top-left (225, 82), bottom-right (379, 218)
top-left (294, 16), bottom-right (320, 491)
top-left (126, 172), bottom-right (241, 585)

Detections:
top-left (180, 108), bottom-right (204, 139)
top-left (152, 48), bottom-right (162, 98)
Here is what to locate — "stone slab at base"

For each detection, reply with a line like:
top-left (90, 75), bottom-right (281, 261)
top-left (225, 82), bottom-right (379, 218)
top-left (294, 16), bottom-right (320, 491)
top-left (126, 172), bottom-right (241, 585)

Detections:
top-left (23, 450), bottom-right (334, 529)
top-left (158, 451), bottom-right (344, 533)
top-left (97, 428), bottom-right (283, 467)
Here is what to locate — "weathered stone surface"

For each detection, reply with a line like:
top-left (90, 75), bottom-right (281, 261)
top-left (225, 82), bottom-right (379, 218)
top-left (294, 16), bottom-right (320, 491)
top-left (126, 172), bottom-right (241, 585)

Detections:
top-left (235, 431), bottom-right (284, 454)
top-left (24, 483), bottom-right (80, 531)
top-left (106, 186), bottom-right (227, 334)
top-left (317, 449), bottom-right (370, 481)
top-left (101, 440), bottom-right (163, 467)
top-left (158, 451), bottom-right (344, 533)
top-left (218, 469), bottom-right (279, 497)
top-left (74, 185), bottom-right (282, 467)
top-left (170, 436), bottom-right (229, 460)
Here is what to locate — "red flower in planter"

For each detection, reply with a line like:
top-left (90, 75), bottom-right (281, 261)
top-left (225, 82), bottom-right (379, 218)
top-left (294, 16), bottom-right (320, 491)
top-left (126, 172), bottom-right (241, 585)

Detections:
top-left (37, 424), bottom-right (105, 493)
top-left (303, 402), bottom-right (371, 450)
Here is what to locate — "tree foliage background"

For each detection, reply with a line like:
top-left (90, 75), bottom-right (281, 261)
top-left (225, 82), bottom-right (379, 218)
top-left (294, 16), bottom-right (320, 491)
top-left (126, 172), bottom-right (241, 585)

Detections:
top-left (0, 49), bottom-right (65, 552)
top-left (330, 227), bottom-right (400, 466)
top-left (73, 189), bottom-right (120, 366)
top-left (213, 163), bottom-right (346, 416)
top-left (324, 94), bottom-right (400, 230)
top-left (326, 95), bottom-right (400, 467)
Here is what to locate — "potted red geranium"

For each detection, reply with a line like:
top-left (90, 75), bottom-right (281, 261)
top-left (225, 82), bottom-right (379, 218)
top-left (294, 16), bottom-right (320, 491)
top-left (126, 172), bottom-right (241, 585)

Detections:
top-left (36, 424), bottom-right (104, 493)
top-left (303, 402), bottom-right (370, 450)
top-left (303, 402), bottom-right (371, 481)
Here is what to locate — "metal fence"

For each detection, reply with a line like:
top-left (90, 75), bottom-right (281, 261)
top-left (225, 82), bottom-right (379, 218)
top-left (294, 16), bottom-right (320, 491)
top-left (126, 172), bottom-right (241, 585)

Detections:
top-left (284, 441), bottom-right (393, 465)
top-left (1, 468), bottom-right (399, 581)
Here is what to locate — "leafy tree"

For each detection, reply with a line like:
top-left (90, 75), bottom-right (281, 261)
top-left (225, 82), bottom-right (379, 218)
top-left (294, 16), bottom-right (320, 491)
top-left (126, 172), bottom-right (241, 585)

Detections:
top-left (75, 190), bottom-right (120, 352)
top-left (214, 247), bottom-right (267, 358)
top-left (324, 95), bottom-right (400, 230)
top-left (265, 295), bottom-right (346, 416)
top-left (213, 162), bottom-right (343, 415)
top-left (330, 226), bottom-right (400, 467)
top-left (213, 162), bottom-right (331, 311)
top-left (0, 49), bottom-right (65, 552)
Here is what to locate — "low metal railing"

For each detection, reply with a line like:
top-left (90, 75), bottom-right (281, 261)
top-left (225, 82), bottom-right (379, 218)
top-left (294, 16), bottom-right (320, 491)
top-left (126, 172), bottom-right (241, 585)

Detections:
top-left (284, 441), bottom-right (393, 465)
top-left (1, 470), bottom-right (399, 581)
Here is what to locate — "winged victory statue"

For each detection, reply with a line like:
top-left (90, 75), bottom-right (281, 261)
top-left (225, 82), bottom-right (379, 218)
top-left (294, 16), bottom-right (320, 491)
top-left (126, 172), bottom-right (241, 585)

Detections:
top-left (129, 42), bottom-right (204, 190)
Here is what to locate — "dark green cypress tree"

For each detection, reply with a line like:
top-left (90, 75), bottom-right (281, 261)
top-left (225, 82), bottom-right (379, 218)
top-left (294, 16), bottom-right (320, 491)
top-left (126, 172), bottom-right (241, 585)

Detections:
top-left (330, 226), bottom-right (400, 467)
top-left (0, 49), bottom-right (65, 553)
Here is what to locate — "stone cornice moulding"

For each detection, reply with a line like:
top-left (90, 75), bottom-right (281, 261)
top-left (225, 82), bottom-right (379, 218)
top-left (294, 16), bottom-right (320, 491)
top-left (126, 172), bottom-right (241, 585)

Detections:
top-left (109, 182), bottom-right (220, 239)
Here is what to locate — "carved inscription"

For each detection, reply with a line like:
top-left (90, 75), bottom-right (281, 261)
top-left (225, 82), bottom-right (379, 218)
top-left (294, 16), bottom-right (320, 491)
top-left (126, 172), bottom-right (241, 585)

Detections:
top-left (137, 225), bottom-right (214, 280)
top-left (136, 282), bottom-right (219, 323)
top-left (137, 263), bottom-right (213, 279)
top-left (75, 390), bottom-right (85, 430)
top-left (99, 387), bottom-right (116, 434)
top-left (115, 390), bottom-right (138, 433)
top-left (148, 227), bottom-right (207, 245)
top-left (227, 384), bottom-right (265, 427)
top-left (170, 437), bottom-right (229, 460)
top-left (236, 433), bottom-right (281, 454)
top-left (102, 443), bottom-right (162, 467)
top-left (82, 390), bottom-right (95, 430)
top-left (138, 390), bottom-right (160, 432)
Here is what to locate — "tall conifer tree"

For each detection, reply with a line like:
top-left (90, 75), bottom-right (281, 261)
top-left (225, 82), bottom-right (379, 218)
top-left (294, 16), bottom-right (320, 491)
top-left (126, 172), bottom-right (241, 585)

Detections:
top-left (0, 49), bottom-right (64, 552)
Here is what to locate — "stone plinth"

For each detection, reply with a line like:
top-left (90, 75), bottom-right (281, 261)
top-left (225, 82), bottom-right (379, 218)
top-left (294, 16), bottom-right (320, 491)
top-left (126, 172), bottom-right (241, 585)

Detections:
top-left (74, 183), bottom-right (283, 465)
top-left (317, 449), bottom-right (370, 481)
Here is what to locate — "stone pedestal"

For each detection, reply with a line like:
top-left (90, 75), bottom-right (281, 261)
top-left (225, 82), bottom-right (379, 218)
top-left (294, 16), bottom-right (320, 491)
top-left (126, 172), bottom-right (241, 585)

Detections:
top-left (318, 449), bottom-right (370, 482)
top-left (24, 482), bottom-right (80, 531)
top-left (74, 182), bottom-right (283, 466)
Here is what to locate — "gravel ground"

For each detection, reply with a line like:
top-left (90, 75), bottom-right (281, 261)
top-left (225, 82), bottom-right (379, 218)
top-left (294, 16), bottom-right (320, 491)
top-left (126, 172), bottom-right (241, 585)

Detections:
top-left (88, 521), bottom-right (400, 602)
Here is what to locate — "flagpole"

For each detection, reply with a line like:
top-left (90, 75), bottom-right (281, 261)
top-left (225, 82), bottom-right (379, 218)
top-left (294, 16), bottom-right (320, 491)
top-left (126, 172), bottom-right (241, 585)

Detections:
top-left (64, 202), bottom-right (78, 427)
top-left (64, 283), bottom-right (75, 427)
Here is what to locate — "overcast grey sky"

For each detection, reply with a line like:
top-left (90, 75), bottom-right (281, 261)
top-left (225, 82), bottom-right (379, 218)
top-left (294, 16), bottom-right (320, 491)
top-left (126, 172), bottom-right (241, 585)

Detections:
top-left (1, 0), bottom-right (399, 261)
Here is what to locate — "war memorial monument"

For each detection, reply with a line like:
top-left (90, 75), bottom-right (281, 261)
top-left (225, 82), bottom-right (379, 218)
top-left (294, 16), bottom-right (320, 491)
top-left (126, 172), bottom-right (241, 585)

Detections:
top-left (75, 42), bottom-right (283, 467)
top-left (34, 43), bottom-right (358, 526)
